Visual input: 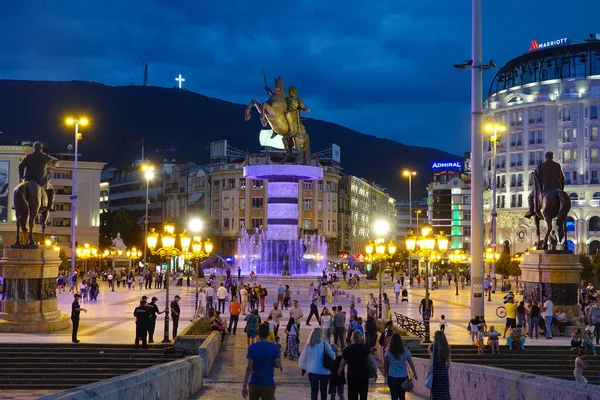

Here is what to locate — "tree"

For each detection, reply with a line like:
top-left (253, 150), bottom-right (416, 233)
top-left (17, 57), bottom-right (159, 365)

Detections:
top-left (100, 209), bottom-right (143, 249)
top-left (58, 250), bottom-right (70, 271)
top-left (590, 252), bottom-right (600, 281)
top-left (580, 252), bottom-right (594, 280)
top-left (507, 260), bottom-right (521, 281)
top-left (495, 253), bottom-right (511, 278)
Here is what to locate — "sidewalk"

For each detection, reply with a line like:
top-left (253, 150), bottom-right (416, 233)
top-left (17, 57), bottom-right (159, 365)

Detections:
top-left (191, 327), bottom-right (427, 400)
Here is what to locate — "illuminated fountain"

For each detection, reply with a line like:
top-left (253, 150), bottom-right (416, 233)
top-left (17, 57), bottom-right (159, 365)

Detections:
top-left (237, 164), bottom-right (327, 276)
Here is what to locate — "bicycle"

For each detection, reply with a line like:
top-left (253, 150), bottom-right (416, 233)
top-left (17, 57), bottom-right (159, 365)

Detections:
top-left (496, 305), bottom-right (507, 318)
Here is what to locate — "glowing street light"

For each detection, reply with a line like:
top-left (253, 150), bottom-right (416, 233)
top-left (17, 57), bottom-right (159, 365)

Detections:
top-left (65, 116), bottom-right (89, 276)
top-left (141, 163), bottom-right (155, 272)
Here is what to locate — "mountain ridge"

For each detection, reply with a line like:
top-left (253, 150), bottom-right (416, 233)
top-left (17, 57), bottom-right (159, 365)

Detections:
top-left (0, 79), bottom-right (461, 199)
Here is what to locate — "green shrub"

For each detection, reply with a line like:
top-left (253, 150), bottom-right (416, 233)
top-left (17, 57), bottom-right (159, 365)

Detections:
top-left (183, 318), bottom-right (213, 335)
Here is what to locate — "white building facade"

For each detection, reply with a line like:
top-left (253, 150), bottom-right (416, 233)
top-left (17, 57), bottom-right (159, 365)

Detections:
top-left (485, 37), bottom-right (600, 255)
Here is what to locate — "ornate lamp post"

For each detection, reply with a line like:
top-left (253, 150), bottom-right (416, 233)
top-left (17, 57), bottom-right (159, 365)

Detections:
top-left (75, 242), bottom-right (97, 276)
top-left (365, 220), bottom-right (397, 319)
top-left (141, 163), bottom-right (155, 274)
top-left (187, 234), bottom-right (213, 315)
top-left (126, 246), bottom-right (143, 270)
top-left (448, 249), bottom-right (468, 296)
top-left (484, 245), bottom-right (500, 301)
top-left (147, 222), bottom-right (191, 342)
top-left (405, 223), bottom-right (449, 343)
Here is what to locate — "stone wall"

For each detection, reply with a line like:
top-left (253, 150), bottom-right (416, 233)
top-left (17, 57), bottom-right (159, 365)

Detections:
top-left (198, 331), bottom-right (223, 377)
top-left (38, 356), bottom-right (204, 400)
top-left (410, 357), bottom-right (600, 400)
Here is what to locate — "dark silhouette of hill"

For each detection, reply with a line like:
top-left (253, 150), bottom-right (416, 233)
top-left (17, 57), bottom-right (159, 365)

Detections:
top-left (0, 80), bottom-right (460, 199)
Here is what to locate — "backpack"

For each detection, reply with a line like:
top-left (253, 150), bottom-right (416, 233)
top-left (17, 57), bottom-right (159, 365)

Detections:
top-left (379, 330), bottom-right (386, 347)
top-left (263, 288), bottom-right (268, 297)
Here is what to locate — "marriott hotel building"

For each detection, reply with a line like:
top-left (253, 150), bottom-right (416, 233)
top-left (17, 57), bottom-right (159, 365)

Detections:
top-left (484, 36), bottom-right (600, 255)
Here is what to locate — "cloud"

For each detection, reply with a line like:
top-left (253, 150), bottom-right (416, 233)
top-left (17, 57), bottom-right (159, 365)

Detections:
top-left (1, 1), bottom-right (599, 154)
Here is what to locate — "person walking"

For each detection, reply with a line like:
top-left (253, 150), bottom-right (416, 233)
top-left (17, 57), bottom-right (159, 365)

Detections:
top-left (228, 296), bottom-right (241, 335)
top-left (206, 284), bottom-right (215, 313)
top-left (338, 330), bottom-right (371, 400)
top-left (394, 281), bottom-right (401, 303)
top-left (245, 309), bottom-right (260, 346)
top-left (384, 333), bottom-right (418, 400)
top-left (242, 323), bottom-right (282, 400)
top-left (320, 307), bottom-right (333, 343)
top-left (277, 283), bottom-right (285, 308)
top-left (333, 305), bottom-right (346, 350)
top-left (290, 300), bottom-right (304, 332)
top-left (307, 289), bottom-right (321, 326)
top-left (285, 317), bottom-right (300, 360)
top-left (146, 296), bottom-right (164, 343)
top-left (71, 293), bottom-right (86, 343)
top-left (217, 282), bottom-right (228, 314)
top-left (542, 294), bottom-right (554, 339)
top-left (365, 310), bottom-right (377, 350)
top-left (269, 302), bottom-right (283, 337)
top-left (171, 295), bottom-right (181, 339)
top-left (134, 298), bottom-right (150, 349)
top-left (419, 296), bottom-right (434, 324)
top-left (429, 330), bottom-right (451, 400)
top-left (382, 293), bottom-right (390, 321)
top-left (299, 327), bottom-right (336, 400)
top-left (574, 348), bottom-right (588, 383)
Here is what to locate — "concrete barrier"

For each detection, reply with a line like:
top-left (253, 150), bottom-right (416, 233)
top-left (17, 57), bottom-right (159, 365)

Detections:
top-left (409, 357), bottom-right (600, 400)
top-left (198, 331), bottom-right (223, 377)
top-left (39, 356), bottom-right (204, 400)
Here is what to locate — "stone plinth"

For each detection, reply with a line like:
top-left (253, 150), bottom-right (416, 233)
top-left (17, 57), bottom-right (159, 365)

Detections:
top-left (243, 164), bottom-right (323, 241)
top-left (0, 248), bottom-right (70, 332)
top-left (520, 251), bottom-right (582, 322)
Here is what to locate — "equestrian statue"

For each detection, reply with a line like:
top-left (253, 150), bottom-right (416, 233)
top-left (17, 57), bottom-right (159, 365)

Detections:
top-left (524, 151), bottom-right (571, 250)
top-left (13, 141), bottom-right (58, 247)
top-left (245, 72), bottom-right (312, 164)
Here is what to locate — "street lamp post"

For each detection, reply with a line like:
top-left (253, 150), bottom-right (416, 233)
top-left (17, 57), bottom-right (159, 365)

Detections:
top-left (485, 123), bottom-right (506, 294)
top-left (449, 249), bottom-right (468, 296)
top-left (188, 218), bottom-right (213, 315)
top-left (405, 224), bottom-right (448, 343)
top-left (147, 222), bottom-right (191, 342)
top-left (485, 246), bottom-right (500, 301)
top-left (365, 220), bottom-right (396, 319)
top-left (142, 164), bottom-right (155, 274)
top-left (65, 117), bottom-right (88, 275)
top-left (402, 170), bottom-right (417, 232)
top-left (126, 247), bottom-right (143, 271)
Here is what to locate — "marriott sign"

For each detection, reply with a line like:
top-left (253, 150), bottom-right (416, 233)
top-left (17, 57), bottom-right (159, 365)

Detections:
top-left (529, 38), bottom-right (570, 51)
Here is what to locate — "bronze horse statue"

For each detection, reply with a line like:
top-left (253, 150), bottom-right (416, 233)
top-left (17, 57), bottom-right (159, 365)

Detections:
top-left (534, 188), bottom-right (571, 250)
top-left (245, 76), bottom-right (311, 164)
top-left (13, 181), bottom-right (49, 247)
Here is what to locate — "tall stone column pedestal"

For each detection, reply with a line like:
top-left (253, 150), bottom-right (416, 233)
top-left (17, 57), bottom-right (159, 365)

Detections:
top-left (520, 251), bottom-right (582, 322)
top-left (0, 248), bottom-right (70, 332)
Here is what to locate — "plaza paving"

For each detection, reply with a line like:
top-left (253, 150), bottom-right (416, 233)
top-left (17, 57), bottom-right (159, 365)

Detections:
top-left (0, 276), bottom-right (571, 347)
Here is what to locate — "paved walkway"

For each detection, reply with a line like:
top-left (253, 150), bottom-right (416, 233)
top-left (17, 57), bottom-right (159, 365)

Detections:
top-left (191, 330), bottom-right (427, 399)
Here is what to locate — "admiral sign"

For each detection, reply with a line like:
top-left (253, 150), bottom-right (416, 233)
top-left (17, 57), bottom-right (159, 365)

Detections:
top-left (529, 38), bottom-right (570, 52)
top-left (432, 161), bottom-right (461, 169)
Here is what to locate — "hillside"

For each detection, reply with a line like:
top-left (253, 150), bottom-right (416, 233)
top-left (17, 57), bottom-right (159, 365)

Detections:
top-left (0, 80), bottom-right (460, 199)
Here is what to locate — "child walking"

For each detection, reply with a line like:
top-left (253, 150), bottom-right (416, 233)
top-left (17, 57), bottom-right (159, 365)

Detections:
top-left (440, 315), bottom-right (447, 332)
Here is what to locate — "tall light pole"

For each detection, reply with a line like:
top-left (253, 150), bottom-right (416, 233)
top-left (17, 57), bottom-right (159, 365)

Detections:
top-left (402, 170), bottom-right (417, 232)
top-left (65, 117), bottom-right (88, 275)
top-left (484, 123), bottom-right (506, 294)
top-left (142, 164), bottom-right (155, 273)
top-left (405, 224), bottom-right (448, 343)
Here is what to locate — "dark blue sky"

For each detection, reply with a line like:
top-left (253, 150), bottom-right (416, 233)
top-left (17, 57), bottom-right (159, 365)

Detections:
top-left (1, 1), bottom-right (599, 155)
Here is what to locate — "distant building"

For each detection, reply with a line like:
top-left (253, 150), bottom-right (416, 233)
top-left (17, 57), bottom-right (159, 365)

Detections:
top-left (340, 176), bottom-right (396, 255)
top-left (484, 35), bottom-right (600, 254)
top-left (427, 157), bottom-right (471, 251)
top-left (395, 199), bottom-right (428, 240)
top-left (0, 140), bottom-right (104, 250)
top-left (162, 163), bottom-right (209, 224)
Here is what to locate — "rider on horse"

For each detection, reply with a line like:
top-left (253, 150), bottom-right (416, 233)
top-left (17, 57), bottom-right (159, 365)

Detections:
top-left (524, 151), bottom-right (565, 219)
top-left (18, 141), bottom-right (58, 211)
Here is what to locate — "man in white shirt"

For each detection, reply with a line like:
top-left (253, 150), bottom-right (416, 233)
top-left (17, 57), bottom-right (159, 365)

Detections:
top-left (205, 284), bottom-right (215, 311)
top-left (217, 283), bottom-right (228, 314)
top-left (394, 281), bottom-right (402, 303)
top-left (269, 302), bottom-right (283, 337)
top-left (542, 295), bottom-right (554, 339)
top-left (289, 300), bottom-right (303, 331)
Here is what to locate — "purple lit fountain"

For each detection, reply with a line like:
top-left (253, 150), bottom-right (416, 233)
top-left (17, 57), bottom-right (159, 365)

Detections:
top-left (238, 164), bottom-right (327, 275)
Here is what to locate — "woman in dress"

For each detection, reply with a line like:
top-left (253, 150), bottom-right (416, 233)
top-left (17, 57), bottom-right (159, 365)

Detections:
top-left (285, 317), bottom-right (300, 360)
top-left (382, 293), bottom-right (391, 321)
top-left (320, 307), bottom-right (333, 343)
top-left (384, 333), bottom-right (418, 400)
top-left (429, 330), bottom-right (451, 400)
